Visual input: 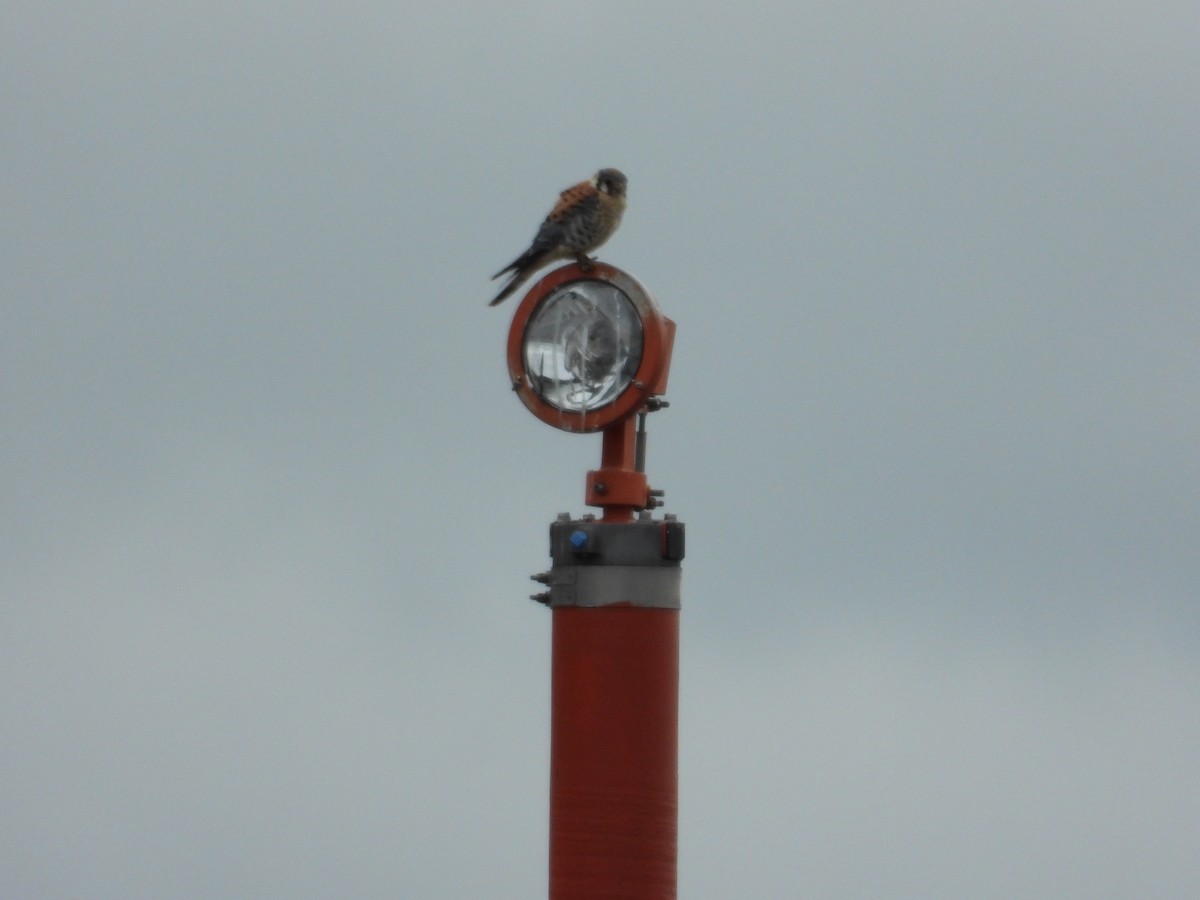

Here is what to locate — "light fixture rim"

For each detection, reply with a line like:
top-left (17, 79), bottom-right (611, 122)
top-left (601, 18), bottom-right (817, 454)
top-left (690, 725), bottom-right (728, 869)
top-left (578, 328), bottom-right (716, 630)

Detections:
top-left (505, 262), bottom-right (669, 433)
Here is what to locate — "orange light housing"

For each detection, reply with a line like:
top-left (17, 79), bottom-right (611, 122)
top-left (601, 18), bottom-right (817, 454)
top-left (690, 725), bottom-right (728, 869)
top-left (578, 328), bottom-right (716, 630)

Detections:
top-left (507, 262), bottom-right (675, 433)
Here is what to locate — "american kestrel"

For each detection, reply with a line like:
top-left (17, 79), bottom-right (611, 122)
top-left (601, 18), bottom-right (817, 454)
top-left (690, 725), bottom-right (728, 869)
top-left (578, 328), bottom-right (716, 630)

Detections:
top-left (489, 168), bottom-right (627, 306)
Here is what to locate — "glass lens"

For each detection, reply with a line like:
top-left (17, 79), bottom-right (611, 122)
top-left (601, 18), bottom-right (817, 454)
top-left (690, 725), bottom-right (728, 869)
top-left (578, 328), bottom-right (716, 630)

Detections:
top-left (523, 283), bottom-right (644, 413)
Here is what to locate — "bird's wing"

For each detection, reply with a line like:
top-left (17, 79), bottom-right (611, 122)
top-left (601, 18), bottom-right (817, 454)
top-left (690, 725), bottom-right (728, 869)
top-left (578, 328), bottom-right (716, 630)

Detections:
top-left (546, 181), bottom-right (595, 222)
top-left (491, 181), bottom-right (596, 281)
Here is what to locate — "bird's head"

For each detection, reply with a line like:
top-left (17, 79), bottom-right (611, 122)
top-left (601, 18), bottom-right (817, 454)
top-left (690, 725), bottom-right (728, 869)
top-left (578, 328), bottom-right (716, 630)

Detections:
top-left (593, 168), bottom-right (627, 200)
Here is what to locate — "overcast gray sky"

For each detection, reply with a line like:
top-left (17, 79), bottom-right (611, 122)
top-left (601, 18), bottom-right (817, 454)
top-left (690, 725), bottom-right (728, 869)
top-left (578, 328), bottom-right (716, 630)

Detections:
top-left (3, 1), bottom-right (1198, 897)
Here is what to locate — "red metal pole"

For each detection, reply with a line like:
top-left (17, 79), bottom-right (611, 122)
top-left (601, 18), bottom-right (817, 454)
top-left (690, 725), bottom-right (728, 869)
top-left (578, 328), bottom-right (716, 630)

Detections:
top-left (549, 605), bottom-right (679, 898)
top-left (543, 414), bottom-right (682, 898)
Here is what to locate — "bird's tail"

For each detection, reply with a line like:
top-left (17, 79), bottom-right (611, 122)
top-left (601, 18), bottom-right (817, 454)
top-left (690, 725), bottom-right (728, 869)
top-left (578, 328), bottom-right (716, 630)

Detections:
top-left (488, 250), bottom-right (545, 306)
top-left (489, 270), bottom-right (529, 306)
top-left (490, 246), bottom-right (539, 282)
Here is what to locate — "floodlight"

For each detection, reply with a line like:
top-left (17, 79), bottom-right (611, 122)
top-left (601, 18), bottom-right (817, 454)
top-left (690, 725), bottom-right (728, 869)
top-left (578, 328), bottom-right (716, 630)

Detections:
top-left (507, 262), bottom-right (674, 434)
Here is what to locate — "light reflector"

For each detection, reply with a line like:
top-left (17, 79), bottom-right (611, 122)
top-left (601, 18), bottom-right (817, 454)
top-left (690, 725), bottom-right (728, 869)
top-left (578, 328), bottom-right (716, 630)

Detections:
top-left (523, 283), bottom-right (644, 414)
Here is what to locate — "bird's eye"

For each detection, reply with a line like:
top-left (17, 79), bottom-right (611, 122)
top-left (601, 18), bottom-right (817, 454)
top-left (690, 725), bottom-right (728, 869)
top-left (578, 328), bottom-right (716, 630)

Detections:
top-left (598, 179), bottom-right (610, 194)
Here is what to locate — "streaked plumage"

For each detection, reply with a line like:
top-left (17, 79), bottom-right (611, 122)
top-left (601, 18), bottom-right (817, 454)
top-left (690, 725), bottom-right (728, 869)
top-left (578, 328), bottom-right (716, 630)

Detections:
top-left (489, 168), bottom-right (627, 306)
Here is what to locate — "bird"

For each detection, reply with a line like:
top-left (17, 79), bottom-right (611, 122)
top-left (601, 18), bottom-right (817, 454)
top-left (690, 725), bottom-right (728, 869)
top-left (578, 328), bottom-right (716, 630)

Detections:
top-left (489, 168), bottom-right (627, 306)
